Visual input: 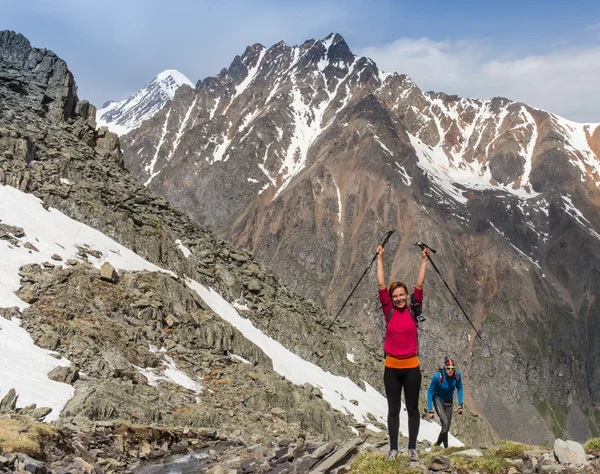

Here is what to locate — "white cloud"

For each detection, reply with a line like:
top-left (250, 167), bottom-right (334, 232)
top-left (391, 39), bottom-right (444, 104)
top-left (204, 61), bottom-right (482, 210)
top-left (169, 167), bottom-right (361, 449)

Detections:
top-left (358, 37), bottom-right (600, 123)
top-left (588, 22), bottom-right (600, 33)
top-left (360, 37), bottom-right (486, 92)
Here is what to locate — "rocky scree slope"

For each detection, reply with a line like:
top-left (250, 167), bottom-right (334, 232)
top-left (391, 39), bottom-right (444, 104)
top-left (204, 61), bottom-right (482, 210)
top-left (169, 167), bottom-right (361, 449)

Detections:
top-left (120, 33), bottom-right (600, 444)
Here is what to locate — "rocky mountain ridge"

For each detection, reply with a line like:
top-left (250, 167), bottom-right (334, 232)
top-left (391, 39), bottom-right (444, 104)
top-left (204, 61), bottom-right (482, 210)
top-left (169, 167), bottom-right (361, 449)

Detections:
top-left (96, 69), bottom-right (192, 136)
top-left (119, 33), bottom-right (600, 444)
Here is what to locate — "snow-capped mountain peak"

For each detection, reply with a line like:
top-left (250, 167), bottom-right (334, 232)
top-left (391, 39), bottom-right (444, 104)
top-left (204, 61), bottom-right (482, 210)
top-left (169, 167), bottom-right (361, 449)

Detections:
top-left (96, 69), bottom-right (193, 136)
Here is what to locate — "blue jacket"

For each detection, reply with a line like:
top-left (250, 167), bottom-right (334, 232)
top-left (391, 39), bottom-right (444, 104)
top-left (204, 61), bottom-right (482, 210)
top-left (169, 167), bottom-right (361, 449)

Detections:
top-left (427, 369), bottom-right (463, 410)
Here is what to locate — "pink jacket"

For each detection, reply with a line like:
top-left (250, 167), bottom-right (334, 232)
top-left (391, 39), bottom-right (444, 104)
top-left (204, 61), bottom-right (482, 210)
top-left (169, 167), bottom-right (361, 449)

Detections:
top-left (379, 287), bottom-right (423, 359)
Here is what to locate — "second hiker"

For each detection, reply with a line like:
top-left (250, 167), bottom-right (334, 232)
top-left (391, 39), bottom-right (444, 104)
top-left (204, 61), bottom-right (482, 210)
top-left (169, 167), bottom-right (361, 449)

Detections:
top-left (427, 356), bottom-right (464, 448)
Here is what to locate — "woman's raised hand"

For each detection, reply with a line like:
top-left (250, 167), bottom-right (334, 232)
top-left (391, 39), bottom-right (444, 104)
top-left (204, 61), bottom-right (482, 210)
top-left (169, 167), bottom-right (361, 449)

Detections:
top-left (377, 243), bottom-right (384, 259)
top-left (421, 247), bottom-right (429, 261)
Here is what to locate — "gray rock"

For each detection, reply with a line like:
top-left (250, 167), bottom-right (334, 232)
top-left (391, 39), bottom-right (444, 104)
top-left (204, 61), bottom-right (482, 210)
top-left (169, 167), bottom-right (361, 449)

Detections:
top-left (310, 442), bottom-right (335, 459)
top-left (230, 252), bottom-right (250, 263)
top-left (99, 261), bottom-right (118, 283)
top-left (16, 453), bottom-right (47, 474)
top-left (310, 438), bottom-right (363, 474)
top-left (553, 439), bottom-right (587, 465)
top-left (24, 241), bottom-right (39, 252)
top-left (48, 365), bottom-right (79, 384)
top-left (0, 387), bottom-right (18, 413)
top-left (428, 455), bottom-right (451, 471)
top-left (27, 406), bottom-right (53, 421)
top-left (245, 278), bottom-right (262, 293)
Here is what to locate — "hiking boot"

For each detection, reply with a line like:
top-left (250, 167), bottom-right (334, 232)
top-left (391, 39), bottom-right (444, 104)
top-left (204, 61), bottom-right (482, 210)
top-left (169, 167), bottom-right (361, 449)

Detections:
top-left (385, 449), bottom-right (398, 461)
top-left (408, 448), bottom-right (418, 461)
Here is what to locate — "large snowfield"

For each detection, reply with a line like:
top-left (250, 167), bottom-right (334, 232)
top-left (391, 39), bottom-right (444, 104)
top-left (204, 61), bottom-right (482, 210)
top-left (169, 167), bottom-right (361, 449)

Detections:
top-left (0, 184), bottom-right (459, 445)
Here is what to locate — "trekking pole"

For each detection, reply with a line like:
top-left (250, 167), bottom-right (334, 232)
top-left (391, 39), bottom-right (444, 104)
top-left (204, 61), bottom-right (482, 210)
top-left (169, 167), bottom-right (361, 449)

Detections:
top-left (327, 230), bottom-right (395, 330)
top-left (415, 242), bottom-right (483, 340)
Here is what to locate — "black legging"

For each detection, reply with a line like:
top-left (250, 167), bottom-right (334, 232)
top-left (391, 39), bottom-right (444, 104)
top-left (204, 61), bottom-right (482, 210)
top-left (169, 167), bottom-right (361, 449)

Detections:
top-left (434, 398), bottom-right (453, 448)
top-left (384, 366), bottom-right (421, 450)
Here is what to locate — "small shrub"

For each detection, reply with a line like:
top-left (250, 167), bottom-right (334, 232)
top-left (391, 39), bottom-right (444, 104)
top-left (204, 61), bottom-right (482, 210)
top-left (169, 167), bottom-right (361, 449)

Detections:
top-left (349, 452), bottom-right (420, 474)
top-left (472, 455), bottom-right (511, 473)
top-left (452, 453), bottom-right (510, 474)
top-left (0, 416), bottom-right (56, 458)
top-left (492, 440), bottom-right (532, 458)
top-left (584, 437), bottom-right (600, 456)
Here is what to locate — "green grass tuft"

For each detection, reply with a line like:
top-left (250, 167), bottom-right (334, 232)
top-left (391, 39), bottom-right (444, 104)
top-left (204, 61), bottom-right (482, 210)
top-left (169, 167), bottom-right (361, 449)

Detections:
top-left (349, 452), bottom-right (420, 474)
top-left (491, 440), bottom-right (532, 458)
top-left (584, 437), bottom-right (600, 456)
top-left (452, 454), bottom-right (511, 473)
top-left (0, 415), bottom-right (57, 458)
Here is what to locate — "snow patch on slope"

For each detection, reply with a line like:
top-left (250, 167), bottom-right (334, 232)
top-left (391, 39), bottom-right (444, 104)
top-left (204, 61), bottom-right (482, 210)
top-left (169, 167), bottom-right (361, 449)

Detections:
top-left (0, 185), bottom-right (177, 420)
top-left (0, 317), bottom-right (73, 422)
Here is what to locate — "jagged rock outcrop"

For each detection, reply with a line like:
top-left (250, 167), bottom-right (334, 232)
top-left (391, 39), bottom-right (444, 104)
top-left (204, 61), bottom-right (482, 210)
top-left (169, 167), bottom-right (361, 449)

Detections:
top-left (119, 33), bottom-right (600, 445)
top-left (0, 30), bottom-right (81, 122)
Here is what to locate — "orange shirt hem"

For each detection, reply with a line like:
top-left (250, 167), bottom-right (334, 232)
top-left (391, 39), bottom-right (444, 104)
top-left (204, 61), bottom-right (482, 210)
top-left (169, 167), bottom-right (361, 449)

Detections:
top-left (385, 354), bottom-right (419, 369)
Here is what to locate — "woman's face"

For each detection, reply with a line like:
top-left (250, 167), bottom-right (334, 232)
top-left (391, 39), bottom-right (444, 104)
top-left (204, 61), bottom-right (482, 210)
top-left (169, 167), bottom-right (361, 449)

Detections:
top-left (391, 287), bottom-right (408, 308)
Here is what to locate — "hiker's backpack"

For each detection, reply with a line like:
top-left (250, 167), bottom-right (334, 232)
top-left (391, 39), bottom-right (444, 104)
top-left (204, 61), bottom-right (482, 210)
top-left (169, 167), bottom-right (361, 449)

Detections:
top-left (438, 368), bottom-right (459, 384)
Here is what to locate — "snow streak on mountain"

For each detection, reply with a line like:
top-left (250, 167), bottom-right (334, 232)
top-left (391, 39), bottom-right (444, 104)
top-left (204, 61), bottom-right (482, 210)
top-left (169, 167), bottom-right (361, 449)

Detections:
top-left (96, 69), bottom-right (193, 136)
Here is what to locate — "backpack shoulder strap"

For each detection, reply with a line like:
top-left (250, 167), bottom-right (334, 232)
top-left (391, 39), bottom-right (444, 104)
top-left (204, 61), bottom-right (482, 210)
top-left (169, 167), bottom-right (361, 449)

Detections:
top-left (408, 293), bottom-right (419, 327)
top-left (438, 368), bottom-right (444, 384)
top-left (408, 304), bottom-right (418, 327)
top-left (386, 306), bottom-right (394, 326)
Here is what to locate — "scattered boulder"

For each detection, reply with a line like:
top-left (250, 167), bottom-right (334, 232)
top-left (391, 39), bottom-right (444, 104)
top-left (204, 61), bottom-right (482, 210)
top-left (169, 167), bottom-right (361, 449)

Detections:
top-left (554, 438), bottom-right (587, 465)
top-left (15, 453), bottom-right (47, 474)
top-left (99, 261), bottom-right (118, 283)
top-left (429, 455), bottom-right (452, 471)
top-left (48, 365), bottom-right (79, 384)
top-left (0, 388), bottom-right (18, 413)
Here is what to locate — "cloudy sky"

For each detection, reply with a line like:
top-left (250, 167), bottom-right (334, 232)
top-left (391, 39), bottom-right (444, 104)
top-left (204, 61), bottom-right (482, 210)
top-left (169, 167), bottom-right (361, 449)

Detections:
top-left (3, 0), bottom-right (600, 122)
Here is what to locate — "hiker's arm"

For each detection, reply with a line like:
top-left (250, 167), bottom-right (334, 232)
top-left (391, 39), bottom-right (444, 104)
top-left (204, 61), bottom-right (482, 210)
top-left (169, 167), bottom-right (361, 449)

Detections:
top-left (457, 372), bottom-right (464, 408)
top-left (377, 243), bottom-right (386, 290)
top-left (427, 375), bottom-right (437, 411)
top-left (427, 375), bottom-right (436, 418)
top-left (415, 248), bottom-right (429, 290)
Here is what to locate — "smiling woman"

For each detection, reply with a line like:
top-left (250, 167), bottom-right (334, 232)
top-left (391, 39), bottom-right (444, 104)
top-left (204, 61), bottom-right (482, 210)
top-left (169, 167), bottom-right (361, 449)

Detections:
top-left (376, 242), bottom-right (429, 461)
